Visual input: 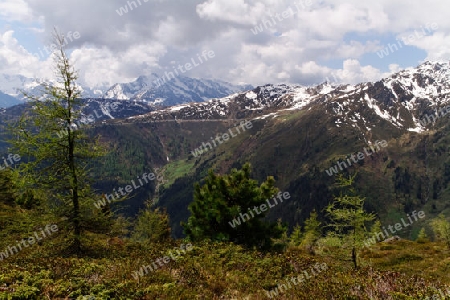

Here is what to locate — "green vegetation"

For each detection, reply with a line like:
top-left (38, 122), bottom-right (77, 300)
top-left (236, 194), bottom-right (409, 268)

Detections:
top-left (299, 210), bottom-right (322, 253)
top-left (182, 163), bottom-right (285, 250)
top-left (431, 213), bottom-right (450, 248)
top-left (0, 202), bottom-right (450, 299)
top-left (160, 159), bottom-right (195, 188)
top-left (7, 32), bottom-right (109, 252)
top-left (1, 157), bottom-right (450, 298)
top-left (326, 173), bottom-right (376, 268)
top-left (131, 206), bottom-right (171, 244)
top-left (416, 227), bottom-right (430, 243)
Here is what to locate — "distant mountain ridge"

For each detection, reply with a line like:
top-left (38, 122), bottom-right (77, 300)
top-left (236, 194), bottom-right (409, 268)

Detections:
top-left (103, 74), bottom-right (253, 106)
top-left (0, 91), bottom-right (21, 108)
top-left (0, 74), bottom-right (106, 106)
top-left (2, 61), bottom-right (450, 130)
top-left (0, 73), bottom-right (253, 109)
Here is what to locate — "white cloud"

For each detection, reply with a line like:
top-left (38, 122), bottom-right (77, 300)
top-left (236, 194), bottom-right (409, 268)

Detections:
top-left (0, 0), bottom-right (33, 22)
top-left (406, 32), bottom-right (450, 62)
top-left (0, 0), bottom-right (448, 88)
top-left (0, 30), bottom-right (50, 77)
top-left (196, 0), bottom-right (266, 25)
top-left (70, 42), bottom-right (167, 87)
top-left (338, 59), bottom-right (385, 83)
top-left (334, 41), bottom-right (381, 59)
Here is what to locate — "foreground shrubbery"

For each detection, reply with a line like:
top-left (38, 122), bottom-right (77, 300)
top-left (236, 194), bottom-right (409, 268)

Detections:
top-left (1, 166), bottom-right (450, 299)
top-left (0, 237), bottom-right (449, 299)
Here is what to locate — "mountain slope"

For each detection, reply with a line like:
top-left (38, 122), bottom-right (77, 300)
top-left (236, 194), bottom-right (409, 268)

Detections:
top-left (1, 61), bottom-right (450, 238)
top-left (109, 61), bottom-right (450, 237)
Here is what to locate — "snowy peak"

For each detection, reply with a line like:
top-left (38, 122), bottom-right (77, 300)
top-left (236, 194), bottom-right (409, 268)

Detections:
top-left (125, 83), bottom-right (322, 122)
top-left (0, 74), bottom-right (37, 97)
top-left (105, 74), bottom-right (160, 100)
top-left (367, 61), bottom-right (450, 130)
top-left (103, 75), bottom-right (253, 106)
top-left (0, 74), bottom-right (108, 105)
top-left (382, 61), bottom-right (450, 100)
top-left (316, 61), bottom-right (450, 134)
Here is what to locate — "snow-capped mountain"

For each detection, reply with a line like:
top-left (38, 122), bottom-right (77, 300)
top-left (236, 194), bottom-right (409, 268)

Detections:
top-left (0, 73), bottom-right (252, 109)
top-left (0, 74), bottom-right (39, 98)
top-left (124, 83), bottom-right (332, 122)
top-left (3, 61), bottom-right (450, 135)
top-left (78, 98), bottom-right (154, 120)
top-left (0, 74), bottom-right (107, 107)
top-left (322, 60), bottom-right (450, 134)
top-left (103, 74), bottom-right (253, 106)
top-left (124, 61), bottom-right (450, 135)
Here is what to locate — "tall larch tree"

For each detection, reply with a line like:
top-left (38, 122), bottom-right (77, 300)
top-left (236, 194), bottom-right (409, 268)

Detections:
top-left (9, 30), bottom-right (109, 253)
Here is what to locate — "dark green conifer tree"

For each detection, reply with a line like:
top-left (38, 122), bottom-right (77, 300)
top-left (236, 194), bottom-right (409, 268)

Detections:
top-left (183, 163), bottom-right (284, 250)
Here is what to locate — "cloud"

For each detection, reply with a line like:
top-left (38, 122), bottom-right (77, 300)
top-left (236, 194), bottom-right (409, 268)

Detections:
top-left (0, 30), bottom-right (50, 77)
top-left (337, 59), bottom-right (386, 83)
top-left (0, 0), bottom-right (33, 22)
top-left (291, 59), bottom-right (390, 85)
top-left (70, 43), bottom-right (167, 87)
top-left (0, 0), bottom-right (448, 88)
top-left (196, 0), bottom-right (266, 25)
top-left (406, 32), bottom-right (450, 62)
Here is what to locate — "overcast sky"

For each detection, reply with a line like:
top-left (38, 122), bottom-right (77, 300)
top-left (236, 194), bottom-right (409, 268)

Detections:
top-left (0, 0), bottom-right (449, 89)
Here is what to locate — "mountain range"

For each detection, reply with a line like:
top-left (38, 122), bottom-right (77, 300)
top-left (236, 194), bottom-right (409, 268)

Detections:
top-left (109, 60), bottom-right (450, 236)
top-left (103, 74), bottom-right (253, 105)
top-left (0, 73), bottom-right (252, 108)
top-left (0, 73), bottom-right (105, 105)
top-left (124, 61), bottom-right (450, 131)
top-left (1, 61), bottom-right (450, 238)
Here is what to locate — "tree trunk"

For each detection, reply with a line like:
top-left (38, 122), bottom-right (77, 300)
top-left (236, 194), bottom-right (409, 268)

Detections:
top-left (69, 130), bottom-right (81, 253)
top-left (352, 246), bottom-right (358, 269)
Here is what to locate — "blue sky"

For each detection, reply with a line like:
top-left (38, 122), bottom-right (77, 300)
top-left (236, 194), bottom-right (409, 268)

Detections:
top-left (0, 0), bottom-right (448, 88)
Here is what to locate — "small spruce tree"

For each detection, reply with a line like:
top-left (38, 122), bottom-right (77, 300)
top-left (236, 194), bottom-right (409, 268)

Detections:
top-left (289, 224), bottom-right (303, 246)
top-left (131, 206), bottom-right (171, 244)
top-left (370, 220), bottom-right (382, 237)
top-left (367, 219), bottom-right (383, 245)
top-left (0, 169), bottom-right (15, 205)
